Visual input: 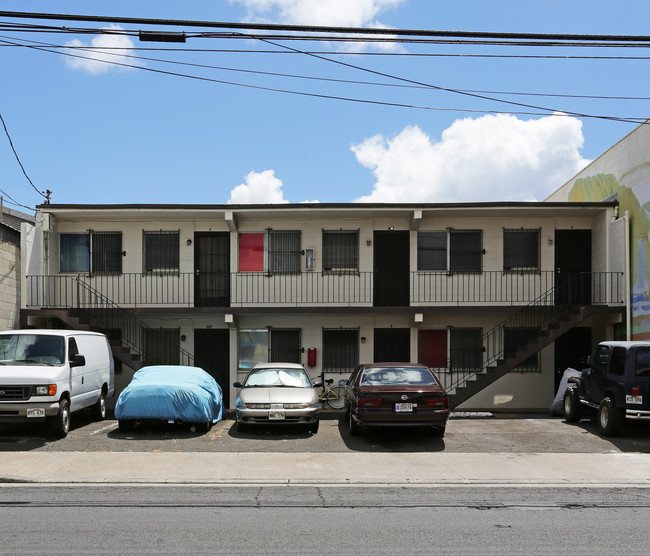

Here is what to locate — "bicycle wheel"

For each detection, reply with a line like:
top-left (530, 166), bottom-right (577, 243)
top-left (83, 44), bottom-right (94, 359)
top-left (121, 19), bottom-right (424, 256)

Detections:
top-left (326, 386), bottom-right (346, 409)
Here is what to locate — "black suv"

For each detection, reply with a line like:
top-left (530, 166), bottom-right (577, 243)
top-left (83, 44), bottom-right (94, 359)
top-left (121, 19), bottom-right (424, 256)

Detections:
top-left (563, 341), bottom-right (650, 436)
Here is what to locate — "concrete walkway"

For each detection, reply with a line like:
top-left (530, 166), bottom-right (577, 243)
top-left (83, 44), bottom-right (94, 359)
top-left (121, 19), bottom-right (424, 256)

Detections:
top-left (1, 451), bottom-right (649, 486)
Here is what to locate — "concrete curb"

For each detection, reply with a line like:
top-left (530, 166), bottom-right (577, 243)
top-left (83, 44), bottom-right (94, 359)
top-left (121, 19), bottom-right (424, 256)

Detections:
top-left (1, 451), bottom-right (649, 486)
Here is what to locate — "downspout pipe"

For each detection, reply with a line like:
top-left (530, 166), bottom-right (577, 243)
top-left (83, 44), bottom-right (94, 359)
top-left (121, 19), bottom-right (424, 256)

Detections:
top-left (625, 210), bottom-right (631, 341)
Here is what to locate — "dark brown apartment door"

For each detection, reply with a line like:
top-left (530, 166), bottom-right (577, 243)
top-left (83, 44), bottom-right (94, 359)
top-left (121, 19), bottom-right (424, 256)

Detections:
top-left (555, 230), bottom-right (591, 305)
top-left (373, 230), bottom-right (410, 306)
top-left (194, 232), bottom-right (230, 307)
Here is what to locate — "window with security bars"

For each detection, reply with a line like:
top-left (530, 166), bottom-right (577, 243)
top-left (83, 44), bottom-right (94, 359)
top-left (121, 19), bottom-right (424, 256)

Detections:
top-left (323, 328), bottom-right (359, 373)
top-left (143, 230), bottom-right (179, 273)
top-left (322, 230), bottom-right (359, 274)
top-left (92, 231), bottom-right (122, 275)
top-left (269, 328), bottom-right (302, 364)
top-left (268, 230), bottom-right (301, 274)
top-left (449, 328), bottom-right (483, 370)
top-left (449, 229), bottom-right (482, 273)
top-left (504, 327), bottom-right (540, 372)
top-left (417, 231), bottom-right (447, 271)
top-left (60, 231), bottom-right (122, 274)
top-left (504, 228), bottom-right (540, 271)
top-left (143, 328), bottom-right (180, 365)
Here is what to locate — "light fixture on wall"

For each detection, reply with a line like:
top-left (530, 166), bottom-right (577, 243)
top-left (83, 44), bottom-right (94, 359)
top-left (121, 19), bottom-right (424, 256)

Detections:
top-left (187, 239), bottom-right (192, 246)
top-left (548, 237), bottom-right (553, 245)
top-left (366, 240), bottom-right (371, 246)
top-left (181, 334), bottom-right (187, 342)
top-left (388, 226), bottom-right (394, 231)
top-left (361, 336), bottom-right (366, 343)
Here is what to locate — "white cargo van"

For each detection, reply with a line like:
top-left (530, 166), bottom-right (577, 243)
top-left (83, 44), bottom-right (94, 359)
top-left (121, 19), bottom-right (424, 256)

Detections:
top-left (0, 329), bottom-right (115, 437)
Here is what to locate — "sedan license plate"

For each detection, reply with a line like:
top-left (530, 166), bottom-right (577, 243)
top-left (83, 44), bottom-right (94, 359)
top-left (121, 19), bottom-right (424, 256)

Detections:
top-left (626, 395), bottom-right (643, 405)
top-left (395, 403), bottom-right (413, 413)
top-left (27, 408), bottom-right (45, 418)
top-left (269, 411), bottom-right (286, 420)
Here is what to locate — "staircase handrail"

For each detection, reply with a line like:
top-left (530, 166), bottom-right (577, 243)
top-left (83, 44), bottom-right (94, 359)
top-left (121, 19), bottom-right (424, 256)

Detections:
top-left (445, 271), bottom-right (624, 392)
top-left (72, 274), bottom-right (195, 367)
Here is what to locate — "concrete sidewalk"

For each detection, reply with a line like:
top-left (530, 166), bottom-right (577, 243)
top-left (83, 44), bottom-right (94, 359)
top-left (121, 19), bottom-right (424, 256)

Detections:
top-left (1, 451), bottom-right (649, 486)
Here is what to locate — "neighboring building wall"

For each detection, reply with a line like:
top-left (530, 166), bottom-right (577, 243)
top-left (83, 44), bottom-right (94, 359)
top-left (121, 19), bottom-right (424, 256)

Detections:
top-left (548, 120), bottom-right (650, 339)
top-left (1, 208), bottom-right (35, 331)
top-left (0, 235), bottom-right (20, 330)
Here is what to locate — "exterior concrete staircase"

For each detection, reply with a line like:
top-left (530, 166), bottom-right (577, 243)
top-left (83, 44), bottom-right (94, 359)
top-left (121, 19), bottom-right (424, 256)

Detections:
top-left (448, 305), bottom-right (602, 409)
top-left (46, 309), bottom-right (145, 372)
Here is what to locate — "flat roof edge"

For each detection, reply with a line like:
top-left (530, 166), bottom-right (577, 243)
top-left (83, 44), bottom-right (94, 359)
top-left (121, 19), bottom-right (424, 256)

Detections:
top-left (36, 200), bottom-right (618, 210)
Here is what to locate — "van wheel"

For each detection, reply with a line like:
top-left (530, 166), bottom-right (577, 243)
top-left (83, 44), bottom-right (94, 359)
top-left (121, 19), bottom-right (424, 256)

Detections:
top-left (49, 399), bottom-right (71, 438)
top-left (118, 419), bottom-right (136, 432)
top-left (197, 421), bottom-right (212, 433)
top-left (598, 397), bottom-right (624, 437)
top-left (90, 392), bottom-right (106, 421)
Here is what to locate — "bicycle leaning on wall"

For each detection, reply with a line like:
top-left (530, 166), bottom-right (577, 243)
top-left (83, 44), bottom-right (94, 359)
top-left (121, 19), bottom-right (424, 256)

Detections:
top-left (316, 375), bottom-right (346, 409)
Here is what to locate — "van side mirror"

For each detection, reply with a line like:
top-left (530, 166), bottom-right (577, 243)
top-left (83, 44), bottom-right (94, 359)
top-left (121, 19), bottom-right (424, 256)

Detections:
top-left (70, 354), bottom-right (86, 367)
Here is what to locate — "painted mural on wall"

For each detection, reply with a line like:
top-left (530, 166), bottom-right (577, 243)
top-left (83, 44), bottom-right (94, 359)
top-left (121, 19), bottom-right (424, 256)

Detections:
top-left (569, 172), bottom-right (650, 339)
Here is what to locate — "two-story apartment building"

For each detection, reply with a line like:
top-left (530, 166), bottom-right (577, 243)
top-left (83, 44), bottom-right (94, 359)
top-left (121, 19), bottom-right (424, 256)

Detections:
top-left (20, 202), bottom-right (626, 411)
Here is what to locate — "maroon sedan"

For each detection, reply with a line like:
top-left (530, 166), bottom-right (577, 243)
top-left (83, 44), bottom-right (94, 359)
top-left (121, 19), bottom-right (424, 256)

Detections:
top-left (341, 363), bottom-right (449, 436)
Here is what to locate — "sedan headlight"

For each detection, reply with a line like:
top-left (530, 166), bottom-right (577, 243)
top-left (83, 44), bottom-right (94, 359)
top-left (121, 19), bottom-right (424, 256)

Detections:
top-left (246, 403), bottom-right (271, 409)
top-left (283, 403), bottom-right (309, 409)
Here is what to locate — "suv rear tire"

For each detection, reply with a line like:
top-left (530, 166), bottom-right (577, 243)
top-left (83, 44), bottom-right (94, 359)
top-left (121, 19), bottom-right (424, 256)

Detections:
top-left (563, 388), bottom-right (582, 422)
top-left (598, 396), bottom-right (624, 437)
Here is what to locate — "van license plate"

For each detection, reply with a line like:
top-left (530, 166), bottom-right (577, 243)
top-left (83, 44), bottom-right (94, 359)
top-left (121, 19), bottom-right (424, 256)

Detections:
top-left (269, 411), bottom-right (285, 420)
top-left (395, 403), bottom-right (413, 412)
top-left (27, 408), bottom-right (45, 418)
top-left (626, 395), bottom-right (643, 404)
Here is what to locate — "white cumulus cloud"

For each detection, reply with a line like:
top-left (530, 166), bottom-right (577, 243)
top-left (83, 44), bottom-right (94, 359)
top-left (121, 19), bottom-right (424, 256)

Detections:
top-left (65, 25), bottom-right (138, 75)
top-left (228, 170), bottom-right (289, 204)
top-left (228, 0), bottom-right (406, 27)
top-left (352, 114), bottom-right (591, 203)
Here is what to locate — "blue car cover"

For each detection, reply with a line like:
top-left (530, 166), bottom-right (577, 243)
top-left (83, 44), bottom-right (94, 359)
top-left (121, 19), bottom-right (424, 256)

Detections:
top-left (114, 365), bottom-right (224, 424)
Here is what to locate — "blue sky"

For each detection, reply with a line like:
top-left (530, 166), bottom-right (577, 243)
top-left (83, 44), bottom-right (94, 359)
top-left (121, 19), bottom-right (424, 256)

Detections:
top-left (1, 0), bottom-right (649, 210)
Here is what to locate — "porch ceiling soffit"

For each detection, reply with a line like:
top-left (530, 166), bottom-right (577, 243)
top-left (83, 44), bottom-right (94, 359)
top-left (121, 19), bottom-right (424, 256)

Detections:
top-left (36, 202), bottom-right (615, 223)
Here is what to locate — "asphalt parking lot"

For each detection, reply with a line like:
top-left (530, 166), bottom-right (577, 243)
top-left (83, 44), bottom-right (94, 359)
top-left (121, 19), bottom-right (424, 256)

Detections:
top-left (1, 409), bottom-right (650, 454)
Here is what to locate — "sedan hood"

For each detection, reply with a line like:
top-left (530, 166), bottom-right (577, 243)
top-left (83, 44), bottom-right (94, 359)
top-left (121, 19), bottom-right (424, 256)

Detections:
top-left (239, 387), bottom-right (316, 404)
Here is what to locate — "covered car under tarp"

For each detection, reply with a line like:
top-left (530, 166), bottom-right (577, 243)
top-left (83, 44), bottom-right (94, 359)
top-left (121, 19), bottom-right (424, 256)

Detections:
top-left (114, 365), bottom-right (224, 425)
top-left (550, 367), bottom-right (581, 416)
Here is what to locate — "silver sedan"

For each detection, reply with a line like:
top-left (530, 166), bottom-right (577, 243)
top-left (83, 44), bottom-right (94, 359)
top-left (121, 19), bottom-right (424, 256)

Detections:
top-left (233, 363), bottom-right (322, 433)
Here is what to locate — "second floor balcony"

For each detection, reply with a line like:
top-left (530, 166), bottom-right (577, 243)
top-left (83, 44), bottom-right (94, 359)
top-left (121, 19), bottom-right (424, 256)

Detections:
top-left (25, 270), bottom-right (625, 310)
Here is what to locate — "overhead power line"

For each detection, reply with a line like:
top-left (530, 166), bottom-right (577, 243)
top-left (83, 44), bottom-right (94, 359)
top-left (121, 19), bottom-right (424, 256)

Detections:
top-left (2, 34), bottom-right (646, 125)
top-left (5, 33), bottom-right (649, 102)
top-left (0, 110), bottom-right (48, 204)
top-left (3, 10), bottom-right (650, 45)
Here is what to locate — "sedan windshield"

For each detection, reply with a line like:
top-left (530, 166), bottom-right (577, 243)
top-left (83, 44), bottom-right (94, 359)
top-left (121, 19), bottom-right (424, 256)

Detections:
top-left (245, 368), bottom-right (312, 388)
top-left (360, 367), bottom-right (437, 386)
top-left (0, 334), bottom-right (65, 366)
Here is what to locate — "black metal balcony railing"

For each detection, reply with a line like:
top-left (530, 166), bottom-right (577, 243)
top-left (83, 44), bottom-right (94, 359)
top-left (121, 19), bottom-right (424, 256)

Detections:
top-left (25, 271), bottom-right (625, 309)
